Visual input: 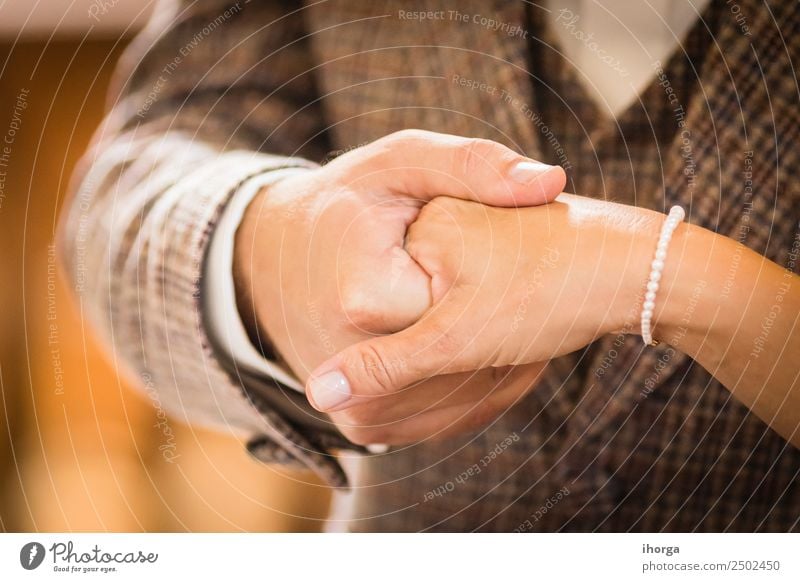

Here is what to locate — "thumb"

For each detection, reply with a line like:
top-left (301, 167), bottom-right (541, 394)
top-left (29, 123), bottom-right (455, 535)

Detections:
top-left (346, 129), bottom-right (567, 208)
top-left (305, 300), bottom-right (479, 412)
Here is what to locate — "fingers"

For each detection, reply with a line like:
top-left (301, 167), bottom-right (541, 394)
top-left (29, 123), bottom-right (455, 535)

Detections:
top-left (305, 293), bottom-right (485, 413)
top-left (340, 246), bottom-right (432, 333)
top-left (336, 201), bottom-right (433, 333)
top-left (334, 129), bottom-right (566, 208)
top-left (336, 366), bottom-right (516, 423)
top-left (328, 363), bottom-right (546, 446)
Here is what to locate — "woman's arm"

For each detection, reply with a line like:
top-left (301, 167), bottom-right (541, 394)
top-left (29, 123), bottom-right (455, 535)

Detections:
top-left (305, 194), bottom-right (800, 448)
top-left (655, 221), bottom-right (800, 446)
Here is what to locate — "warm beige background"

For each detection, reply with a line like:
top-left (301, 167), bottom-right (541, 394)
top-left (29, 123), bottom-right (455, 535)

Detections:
top-left (0, 36), bottom-right (331, 532)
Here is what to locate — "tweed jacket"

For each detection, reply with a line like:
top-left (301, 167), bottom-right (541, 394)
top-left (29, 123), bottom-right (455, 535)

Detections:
top-left (60, 0), bottom-right (800, 531)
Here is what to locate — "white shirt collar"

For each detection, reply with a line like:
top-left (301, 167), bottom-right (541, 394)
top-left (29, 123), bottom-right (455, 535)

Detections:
top-left (545, 0), bottom-right (712, 117)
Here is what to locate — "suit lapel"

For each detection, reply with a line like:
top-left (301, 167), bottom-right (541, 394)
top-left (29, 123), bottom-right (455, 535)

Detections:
top-left (570, 0), bottom-right (797, 448)
top-left (307, 1), bottom-right (540, 157)
top-left (439, 0), bottom-right (542, 156)
top-left (643, 0), bottom-right (795, 389)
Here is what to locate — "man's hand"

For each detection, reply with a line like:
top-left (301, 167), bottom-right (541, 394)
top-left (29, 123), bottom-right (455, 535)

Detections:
top-left (234, 130), bottom-right (565, 445)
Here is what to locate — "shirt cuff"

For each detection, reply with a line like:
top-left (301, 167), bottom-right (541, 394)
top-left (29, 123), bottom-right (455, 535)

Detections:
top-left (204, 167), bottom-right (307, 393)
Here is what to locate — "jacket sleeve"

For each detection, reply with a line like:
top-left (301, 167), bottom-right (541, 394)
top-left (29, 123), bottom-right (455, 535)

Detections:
top-left (58, 0), bottom-right (354, 487)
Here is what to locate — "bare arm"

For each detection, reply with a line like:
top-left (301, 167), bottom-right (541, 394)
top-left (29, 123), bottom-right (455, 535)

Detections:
top-left (307, 194), bottom-right (800, 448)
top-left (655, 222), bottom-right (800, 447)
top-left (57, 0), bottom-right (347, 481)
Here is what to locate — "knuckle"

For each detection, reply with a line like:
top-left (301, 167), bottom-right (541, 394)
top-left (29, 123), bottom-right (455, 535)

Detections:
top-left (417, 195), bottom-right (459, 225)
top-left (369, 129), bottom-right (429, 160)
top-left (339, 283), bottom-right (379, 329)
top-left (404, 221), bottom-right (424, 256)
top-left (404, 235), bottom-right (430, 269)
top-left (428, 321), bottom-right (464, 363)
top-left (383, 128), bottom-right (430, 146)
top-left (405, 213), bottom-right (443, 269)
top-left (361, 129), bottom-right (430, 168)
top-left (457, 137), bottom-right (502, 177)
top-left (427, 194), bottom-right (460, 213)
top-left (350, 343), bottom-right (401, 395)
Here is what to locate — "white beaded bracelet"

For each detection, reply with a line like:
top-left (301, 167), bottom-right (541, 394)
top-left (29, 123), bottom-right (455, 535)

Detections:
top-left (641, 205), bottom-right (686, 345)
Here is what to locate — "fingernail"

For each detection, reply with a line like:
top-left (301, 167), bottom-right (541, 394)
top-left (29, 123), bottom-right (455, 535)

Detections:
top-left (508, 160), bottom-right (556, 184)
top-left (308, 370), bottom-right (351, 411)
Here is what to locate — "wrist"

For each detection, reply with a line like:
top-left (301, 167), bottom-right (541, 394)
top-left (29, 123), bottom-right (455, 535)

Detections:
top-left (233, 186), bottom-right (272, 346)
top-left (597, 203), bottom-right (666, 336)
top-left (233, 173), bottom-right (308, 352)
top-left (543, 194), bottom-right (664, 340)
top-left (649, 223), bottom-right (728, 347)
top-left (609, 208), bottom-right (720, 347)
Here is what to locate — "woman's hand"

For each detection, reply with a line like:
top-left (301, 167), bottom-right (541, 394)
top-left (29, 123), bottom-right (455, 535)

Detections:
top-left (306, 194), bottom-right (663, 408)
top-left (307, 194), bottom-right (800, 450)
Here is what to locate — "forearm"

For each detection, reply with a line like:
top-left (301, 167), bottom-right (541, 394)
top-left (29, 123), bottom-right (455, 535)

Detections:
top-left (651, 223), bottom-right (800, 446)
top-left (473, 196), bottom-right (799, 445)
top-left (58, 0), bottom-right (326, 428)
top-left (314, 192), bottom-right (797, 447)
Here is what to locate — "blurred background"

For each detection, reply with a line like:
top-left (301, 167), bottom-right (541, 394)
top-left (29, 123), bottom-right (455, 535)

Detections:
top-left (0, 0), bottom-right (330, 532)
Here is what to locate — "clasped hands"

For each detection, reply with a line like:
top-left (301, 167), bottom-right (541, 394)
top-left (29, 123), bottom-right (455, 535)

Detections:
top-left (236, 130), bottom-right (663, 446)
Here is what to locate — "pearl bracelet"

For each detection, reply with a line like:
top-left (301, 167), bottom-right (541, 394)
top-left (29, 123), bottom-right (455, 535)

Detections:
top-left (641, 205), bottom-right (686, 345)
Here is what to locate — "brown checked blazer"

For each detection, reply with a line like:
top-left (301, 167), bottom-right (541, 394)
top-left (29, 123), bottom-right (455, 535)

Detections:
top-left (60, 0), bottom-right (800, 531)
